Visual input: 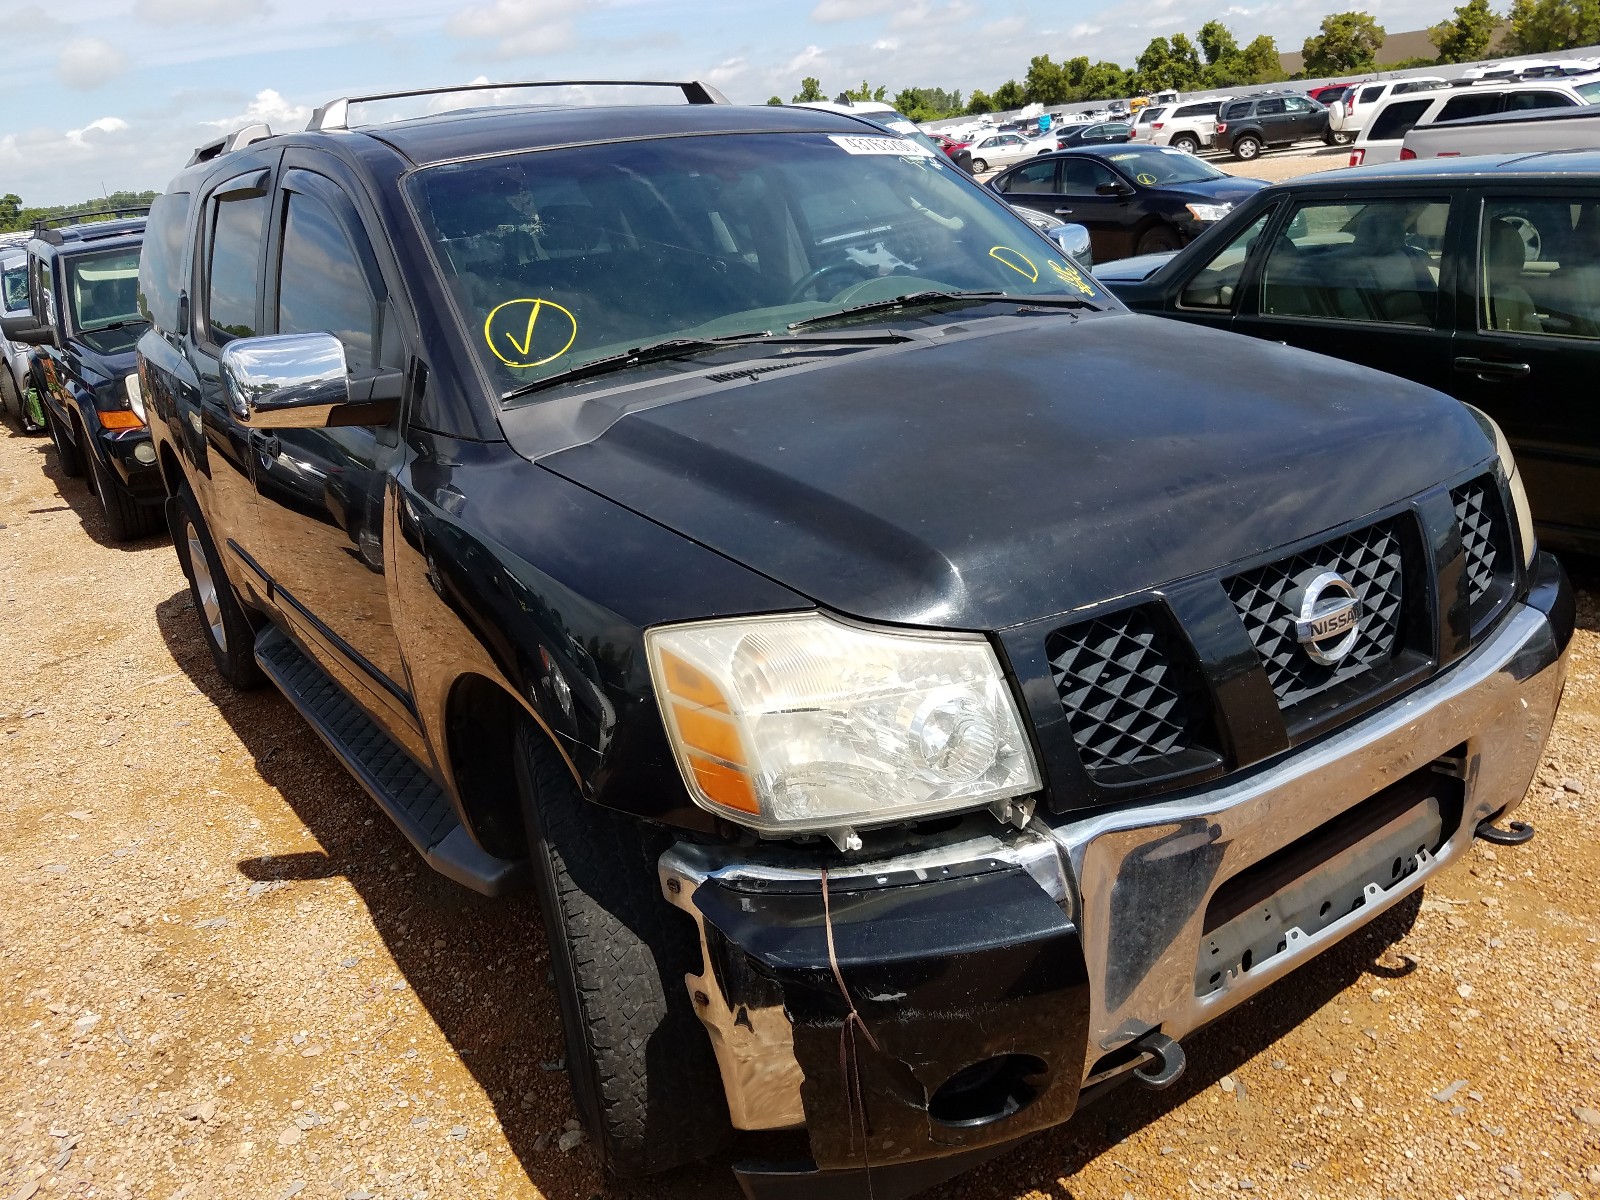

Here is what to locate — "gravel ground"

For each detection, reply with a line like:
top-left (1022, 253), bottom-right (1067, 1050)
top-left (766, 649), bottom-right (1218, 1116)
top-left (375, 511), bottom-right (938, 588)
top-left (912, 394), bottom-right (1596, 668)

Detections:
top-left (3, 317), bottom-right (1600, 1198)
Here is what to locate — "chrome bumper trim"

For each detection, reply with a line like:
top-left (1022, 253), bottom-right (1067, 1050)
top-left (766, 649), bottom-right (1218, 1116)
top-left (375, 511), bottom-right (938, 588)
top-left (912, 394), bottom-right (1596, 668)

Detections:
top-left (661, 600), bottom-right (1567, 1126)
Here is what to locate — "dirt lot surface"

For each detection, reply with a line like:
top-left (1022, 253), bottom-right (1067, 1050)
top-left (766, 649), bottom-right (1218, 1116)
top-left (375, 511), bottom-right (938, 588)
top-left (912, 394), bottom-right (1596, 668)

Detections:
top-left (3, 272), bottom-right (1600, 1198)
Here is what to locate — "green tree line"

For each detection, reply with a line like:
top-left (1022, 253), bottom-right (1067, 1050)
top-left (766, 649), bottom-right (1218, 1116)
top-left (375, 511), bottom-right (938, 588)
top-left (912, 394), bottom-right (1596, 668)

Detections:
top-left (773, 4), bottom-right (1600, 122)
top-left (0, 191), bottom-right (160, 235)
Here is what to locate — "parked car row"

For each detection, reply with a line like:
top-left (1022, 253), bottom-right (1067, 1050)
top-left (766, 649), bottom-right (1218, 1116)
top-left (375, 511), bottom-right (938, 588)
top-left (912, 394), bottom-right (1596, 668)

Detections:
top-left (0, 81), bottom-right (1577, 1200)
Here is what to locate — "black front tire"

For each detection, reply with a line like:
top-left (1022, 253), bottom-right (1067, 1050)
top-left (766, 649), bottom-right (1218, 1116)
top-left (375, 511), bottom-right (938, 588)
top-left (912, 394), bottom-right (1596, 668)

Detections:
top-left (1136, 225), bottom-right (1185, 256)
top-left (515, 724), bottom-right (731, 1177)
top-left (172, 484), bottom-right (263, 689)
top-left (47, 407), bottom-right (83, 476)
top-left (87, 444), bottom-right (163, 541)
top-left (1233, 135), bottom-right (1262, 161)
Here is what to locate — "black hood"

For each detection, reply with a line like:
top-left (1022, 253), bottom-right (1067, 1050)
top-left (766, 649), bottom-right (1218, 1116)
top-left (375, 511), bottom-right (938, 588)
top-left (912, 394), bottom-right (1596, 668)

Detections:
top-left (535, 313), bottom-right (1492, 631)
top-left (1162, 177), bottom-right (1266, 204)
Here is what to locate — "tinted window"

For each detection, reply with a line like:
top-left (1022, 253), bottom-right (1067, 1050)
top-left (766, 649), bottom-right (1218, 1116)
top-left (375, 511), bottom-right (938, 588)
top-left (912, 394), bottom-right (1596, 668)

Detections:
top-left (276, 188), bottom-right (377, 369)
top-left (1261, 198), bottom-right (1449, 327)
top-left (1359, 86), bottom-right (1385, 104)
top-left (1058, 159), bottom-right (1119, 196)
top-left (1504, 90), bottom-right (1575, 111)
top-left (1438, 93), bottom-right (1500, 122)
top-left (137, 191), bottom-right (192, 332)
top-left (1284, 97), bottom-right (1315, 112)
top-left (1180, 209), bottom-right (1273, 310)
top-left (32, 257), bottom-right (54, 328)
top-left (1176, 102), bottom-right (1220, 117)
top-left (1480, 197), bottom-right (1600, 338)
top-left (1222, 101), bottom-right (1249, 120)
top-left (1257, 99), bottom-right (1285, 115)
top-left (1002, 160), bottom-right (1059, 195)
top-left (1369, 99), bottom-right (1434, 141)
top-left (206, 194), bottom-right (266, 343)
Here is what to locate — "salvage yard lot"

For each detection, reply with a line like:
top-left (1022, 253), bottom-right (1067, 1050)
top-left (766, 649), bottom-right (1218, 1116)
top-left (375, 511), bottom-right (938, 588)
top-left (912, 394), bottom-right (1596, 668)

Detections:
top-left (3, 148), bottom-right (1600, 1199)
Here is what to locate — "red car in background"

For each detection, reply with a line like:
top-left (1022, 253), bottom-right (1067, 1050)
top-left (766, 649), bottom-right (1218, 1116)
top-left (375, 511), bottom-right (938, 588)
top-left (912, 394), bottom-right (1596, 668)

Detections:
top-left (1307, 82), bottom-right (1356, 106)
top-left (931, 132), bottom-right (969, 156)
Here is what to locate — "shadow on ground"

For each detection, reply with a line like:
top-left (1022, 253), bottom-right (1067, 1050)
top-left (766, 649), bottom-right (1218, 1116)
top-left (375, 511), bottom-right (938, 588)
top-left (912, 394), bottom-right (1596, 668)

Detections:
top-left (31, 432), bottom-right (168, 552)
top-left (155, 584), bottom-right (1440, 1200)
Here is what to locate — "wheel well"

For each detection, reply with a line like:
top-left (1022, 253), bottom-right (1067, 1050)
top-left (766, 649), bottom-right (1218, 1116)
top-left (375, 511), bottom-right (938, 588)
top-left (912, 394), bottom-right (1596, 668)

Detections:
top-left (445, 674), bottom-right (534, 861)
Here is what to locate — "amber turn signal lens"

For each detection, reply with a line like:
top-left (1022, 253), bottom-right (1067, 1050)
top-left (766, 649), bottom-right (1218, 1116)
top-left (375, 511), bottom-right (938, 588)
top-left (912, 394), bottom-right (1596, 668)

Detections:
top-left (99, 410), bottom-right (146, 431)
top-left (657, 648), bottom-right (759, 815)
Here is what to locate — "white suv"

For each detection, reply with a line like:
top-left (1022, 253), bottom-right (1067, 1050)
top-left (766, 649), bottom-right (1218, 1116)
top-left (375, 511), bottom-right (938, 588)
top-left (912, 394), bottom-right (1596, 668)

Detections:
top-left (1349, 75), bottom-right (1600, 166)
top-left (1148, 98), bottom-right (1229, 154)
top-left (1328, 77), bottom-right (1447, 143)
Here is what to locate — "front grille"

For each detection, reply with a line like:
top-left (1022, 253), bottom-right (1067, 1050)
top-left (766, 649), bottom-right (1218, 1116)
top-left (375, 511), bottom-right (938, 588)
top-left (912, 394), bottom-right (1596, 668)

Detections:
top-left (1224, 520), bottom-right (1405, 710)
top-left (1047, 605), bottom-right (1213, 775)
top-left (1452, 476), bottom-right (1511, 626)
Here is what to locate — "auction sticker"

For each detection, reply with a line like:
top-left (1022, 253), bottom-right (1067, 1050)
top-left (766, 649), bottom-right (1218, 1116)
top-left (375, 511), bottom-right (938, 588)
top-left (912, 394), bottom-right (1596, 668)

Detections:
top-left (829, 134), bottom-right (935, 157)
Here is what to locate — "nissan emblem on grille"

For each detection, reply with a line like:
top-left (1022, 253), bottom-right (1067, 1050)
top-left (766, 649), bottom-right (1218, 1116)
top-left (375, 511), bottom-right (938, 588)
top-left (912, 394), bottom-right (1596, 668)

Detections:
top-left (1293, 570), bottom-right (1364, 666)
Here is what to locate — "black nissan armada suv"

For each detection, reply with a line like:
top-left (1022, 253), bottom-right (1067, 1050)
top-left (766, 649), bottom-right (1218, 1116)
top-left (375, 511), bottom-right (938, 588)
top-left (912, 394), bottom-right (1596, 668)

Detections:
top-left (1, 210), bottom-right (164, 539)
top-left (135, 81), bottom-right (1573, 1198)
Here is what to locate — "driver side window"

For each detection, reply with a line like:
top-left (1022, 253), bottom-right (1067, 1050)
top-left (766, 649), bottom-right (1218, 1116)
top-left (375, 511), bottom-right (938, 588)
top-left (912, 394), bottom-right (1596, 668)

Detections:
top-left (1002, 161), bottom-right (1060, 195)
top-left (1059, 160), bottom-right (1117, 197)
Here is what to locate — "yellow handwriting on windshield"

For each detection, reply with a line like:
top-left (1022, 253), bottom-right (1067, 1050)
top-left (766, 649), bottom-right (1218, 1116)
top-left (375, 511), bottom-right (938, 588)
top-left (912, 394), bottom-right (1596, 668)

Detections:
top-left (988, 246), bottom-right (1038, 283)
top-left (484, 298), bottom-right (578, 369)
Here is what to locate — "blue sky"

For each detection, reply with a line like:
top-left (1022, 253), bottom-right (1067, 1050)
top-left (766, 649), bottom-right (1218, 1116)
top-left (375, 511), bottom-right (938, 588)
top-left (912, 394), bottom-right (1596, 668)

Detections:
top-left (2, 0), bottom-right (1454, 205)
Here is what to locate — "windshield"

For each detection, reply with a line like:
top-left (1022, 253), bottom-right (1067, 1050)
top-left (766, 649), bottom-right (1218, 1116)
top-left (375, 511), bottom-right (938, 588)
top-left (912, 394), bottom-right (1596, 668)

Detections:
top-left (66, 246), bottom-right (145, 332)
top-left (409, 131), bottom-right (1104, 396)
top-left (2, 258), bottom-right (26, 315)
top-left (1102, 147), bottom-right (1228, 185)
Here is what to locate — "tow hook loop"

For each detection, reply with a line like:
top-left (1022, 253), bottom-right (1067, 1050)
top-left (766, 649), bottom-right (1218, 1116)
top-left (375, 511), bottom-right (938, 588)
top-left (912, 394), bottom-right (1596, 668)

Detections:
top-left (1131, 1031), bottom-right (1186, 1090)
top-left (1475, 817), bottom-right (1535, 846)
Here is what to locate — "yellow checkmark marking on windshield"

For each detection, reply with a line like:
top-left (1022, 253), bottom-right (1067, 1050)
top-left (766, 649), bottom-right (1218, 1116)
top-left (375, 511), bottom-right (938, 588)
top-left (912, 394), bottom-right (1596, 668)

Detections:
top-left (989, 246), bottom-right (1038, 283)
top-left (483, 298), bottom-right (578, 369)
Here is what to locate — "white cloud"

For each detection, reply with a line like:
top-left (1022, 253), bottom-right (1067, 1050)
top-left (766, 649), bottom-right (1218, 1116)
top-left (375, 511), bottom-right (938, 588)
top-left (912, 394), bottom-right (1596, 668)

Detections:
top-left (888, 0), bottom-right (976, 30)
top-left (447, 0), bottom-right (581, 37)
top-left (203, 89), bottom-right (311, 133)
top-left (64, 117), bottom-right (130, 149)
top-left (55, 37), bottom-right (129, 89)
top-left (810, 0), bottom-right (895, 20)
top-left (784, 44), bottom-right (830, 75)
top-left (871, 38), bottom-right (900, 51)
top-left (133, 0), bottom-right (266, 24)
top-left (705, 57), bottom-right (748, 86)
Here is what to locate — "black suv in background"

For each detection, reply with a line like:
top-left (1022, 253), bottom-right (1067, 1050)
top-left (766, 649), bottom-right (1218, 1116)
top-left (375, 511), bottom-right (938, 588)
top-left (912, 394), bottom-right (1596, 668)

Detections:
top-left (137, 80), bottom-right (1570, 1198)
top-left (1215, 92), bottom-right (1331, 160)
top-left (0, 211), bottom-right (163, 539)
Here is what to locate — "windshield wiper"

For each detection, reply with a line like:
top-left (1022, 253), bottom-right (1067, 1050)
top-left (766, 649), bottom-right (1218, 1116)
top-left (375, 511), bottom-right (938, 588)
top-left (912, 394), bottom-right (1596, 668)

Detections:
top-left (786, 289), bottom-right (1103, 331)
top-left (499, 329), bottom-right (913, 401)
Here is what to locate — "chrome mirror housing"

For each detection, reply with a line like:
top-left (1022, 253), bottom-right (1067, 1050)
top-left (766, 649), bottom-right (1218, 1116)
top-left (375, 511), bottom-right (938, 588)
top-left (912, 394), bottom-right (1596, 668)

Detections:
top-left (1049, 223), bottom-right (1093, 268)
top-left (221, 332), bottom-right (350, 428)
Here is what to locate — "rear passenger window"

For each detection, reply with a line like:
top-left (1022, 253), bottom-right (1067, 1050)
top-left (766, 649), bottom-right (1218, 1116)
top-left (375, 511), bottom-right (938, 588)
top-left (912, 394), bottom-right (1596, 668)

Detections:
top-left (276, 188), bottom-right (378, 369)
top-left (1261, 198), bottom-right (1449, 327)
top-left (1369, 99), bottom-right (1434, 141)
top-left (1360, 86), bottom-right (1385, 104)
top-left (138, 191), bottom-right (192, 333)
top-left (1480, 198), bottom-right (1600, 338)
top-left (1438, 93), bottom-right (1500, 122)
top-left (205, 194), bottom-right (267, 343)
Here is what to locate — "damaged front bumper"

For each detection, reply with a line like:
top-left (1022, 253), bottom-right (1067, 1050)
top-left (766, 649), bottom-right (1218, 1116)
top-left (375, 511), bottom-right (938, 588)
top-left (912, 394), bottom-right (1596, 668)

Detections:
top-left (659, 560), bottom-right (1573, 1197)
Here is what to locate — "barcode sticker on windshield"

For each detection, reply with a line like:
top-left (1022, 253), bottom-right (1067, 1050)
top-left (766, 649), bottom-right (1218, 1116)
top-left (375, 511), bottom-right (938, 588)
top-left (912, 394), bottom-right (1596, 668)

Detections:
top-left (828, 134), bottom-right (935, 157)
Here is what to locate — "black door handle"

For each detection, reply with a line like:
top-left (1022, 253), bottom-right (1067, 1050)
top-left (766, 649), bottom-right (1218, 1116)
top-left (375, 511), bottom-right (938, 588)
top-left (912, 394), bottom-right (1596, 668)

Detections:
top-left (1454, 356), bottom-right (1530, 379)
top-left (250, 430), bottom-right (281, 462)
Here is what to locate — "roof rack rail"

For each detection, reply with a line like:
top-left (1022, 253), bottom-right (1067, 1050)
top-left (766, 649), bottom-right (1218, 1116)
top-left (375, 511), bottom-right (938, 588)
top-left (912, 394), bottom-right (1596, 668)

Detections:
top-left (187, 123), bottom-right (275, 167)
top-left (30, 206), bottom-right (152, 243)
top-left (306, 79), bottom-right (730, 132)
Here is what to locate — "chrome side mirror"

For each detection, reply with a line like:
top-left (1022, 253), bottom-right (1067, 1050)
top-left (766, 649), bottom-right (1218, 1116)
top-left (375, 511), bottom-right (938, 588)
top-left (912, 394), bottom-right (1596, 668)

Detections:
top-left (1048, 223), bottom-right (1093, 269)
top-left (221, 332), bottom-right (353, 428)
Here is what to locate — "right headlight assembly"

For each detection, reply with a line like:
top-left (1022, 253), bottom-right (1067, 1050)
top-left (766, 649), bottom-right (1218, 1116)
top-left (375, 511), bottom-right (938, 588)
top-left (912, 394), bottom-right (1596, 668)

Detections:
top-left (646, 611), bottom-right (1041, 848)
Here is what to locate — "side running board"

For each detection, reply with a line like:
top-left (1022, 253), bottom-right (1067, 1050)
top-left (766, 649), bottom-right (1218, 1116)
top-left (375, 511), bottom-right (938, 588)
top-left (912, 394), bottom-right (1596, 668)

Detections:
top-left (255, 626), bottom-right (527, 897)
